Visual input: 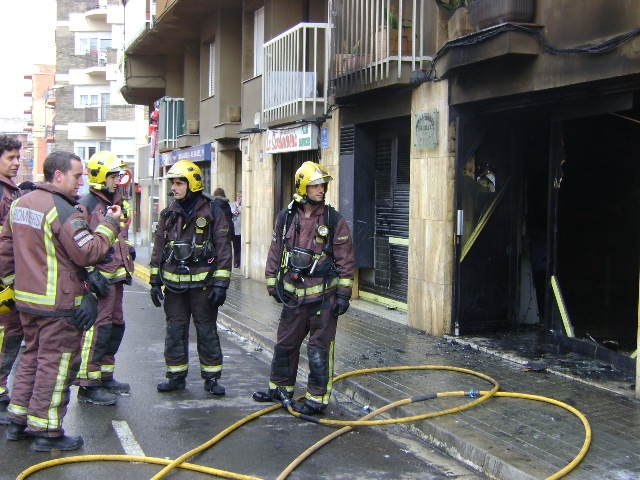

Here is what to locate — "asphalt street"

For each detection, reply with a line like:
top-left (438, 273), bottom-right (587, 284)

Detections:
top-left (2, 280), bottom-right (482, 480)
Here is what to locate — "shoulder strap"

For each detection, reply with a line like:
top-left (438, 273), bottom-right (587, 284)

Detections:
top-left (323, 204), bottom-right (341, 255)
top-left (79, 193), bottom-right (100, 216)
top-left (52, 192), bottom-right (83, 226)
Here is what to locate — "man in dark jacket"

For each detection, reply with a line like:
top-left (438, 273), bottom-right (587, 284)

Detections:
top-left (149, 160), bottom-right (232, 395)
top-left (0, 151), bottom-right (121, 452)
top-left (0, 134), bottom-right (23, 425)
top-left (253, 161), bottom-right (355, 415)
top-left (75, 151), bottom-right (135, 406)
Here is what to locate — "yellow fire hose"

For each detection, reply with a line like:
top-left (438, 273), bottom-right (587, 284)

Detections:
top-left (16, 365), bottom-right (591, 480)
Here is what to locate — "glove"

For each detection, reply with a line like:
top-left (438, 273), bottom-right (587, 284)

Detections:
top-left (332, 295), bottom-right (350, 316)
top-left (268, 288), bottom-right (283, 304)
top-left (98, 247), bottom-right (115, 265)
top-left (87, 269), bottom-right (111, 297)
top-left (68, 293), bottom-right (98, 330)
top-left (150, 285), bottom-right (164, 307)
top-left (128, 245), bottom-right (137, 261)
top-left (208, 286), bottom-right (227, 308)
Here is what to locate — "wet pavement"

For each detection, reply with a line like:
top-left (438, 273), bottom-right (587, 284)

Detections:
top-left (131, 252), bottom-right (640, 480)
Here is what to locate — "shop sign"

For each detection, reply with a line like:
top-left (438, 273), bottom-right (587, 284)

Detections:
top-left (266, 124), bottom-right (318, 153)
top-left (413, 110), bottom-right (438, 149)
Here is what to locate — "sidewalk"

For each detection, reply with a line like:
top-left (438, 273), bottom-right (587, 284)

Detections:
top-left (133, 251), bottom-right (640, 480)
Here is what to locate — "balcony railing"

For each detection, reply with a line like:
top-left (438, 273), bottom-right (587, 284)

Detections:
top-left (330, 0), bottom-right (433, 95)
top-left (263, 23), bottom-right (329, 126)
top-left (85, 106), bottom-right (107, 123)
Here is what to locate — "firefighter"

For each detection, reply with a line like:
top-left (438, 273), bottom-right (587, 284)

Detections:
top-left (0, 150), bottom-right (121, 452)
top-left (253, 161), bottom-right (355, 415)
top-left (75, 151), bottom-right (135, 406)
top-left (149, 160), bottom-right (232, 395)
top-left (0, 134), bottom-right (23, 425)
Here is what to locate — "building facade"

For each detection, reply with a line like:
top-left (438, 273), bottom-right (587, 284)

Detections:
top-left (121, 0), bottom-right (640, 397)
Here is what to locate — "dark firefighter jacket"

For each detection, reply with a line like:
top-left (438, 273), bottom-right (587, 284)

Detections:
top-left (0, 183), bottom-right (119, 316)
top-left (265, 202), bottom-right (355, 303)
top-left (0, 173), bottom-right (20, 227)
top-left (149, 193), bottom-right (232, 290)
top-left (80, 188), bottom-right (134, 284)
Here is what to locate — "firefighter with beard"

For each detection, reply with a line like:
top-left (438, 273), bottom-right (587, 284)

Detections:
top-left (149, 160), bottom-right (232, 395)
top-left (75, 151), bottom-right (135, 406)
top-left (253, 161), bottom-right (355, 415)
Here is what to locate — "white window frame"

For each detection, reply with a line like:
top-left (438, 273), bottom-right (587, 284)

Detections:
top-left (75, 32), bottom-right (112, 55)
top-left (208, 40), bottom-right (216, 97)
top-left (254, 7), bottom-right (264, 76)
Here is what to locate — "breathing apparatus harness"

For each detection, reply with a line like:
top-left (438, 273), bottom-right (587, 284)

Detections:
top-left (274, 200), bottom-right (340, 308)
top-left (158, 193), bottom-right (220, 294)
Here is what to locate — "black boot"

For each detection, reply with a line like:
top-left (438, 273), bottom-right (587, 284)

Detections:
top-left (102, 378), bottom-right (131, 395)
top-left (0, 398), bottom-right (9, 425)
top-left (252, 387), bottom-right (293, 403)
top-left (33, 435), bottom-right (84, 452)
top-left (6, 422), bottom-right (34, 441)
top-left (292, 399), bottom-right (325, 415)
top-left (77, 386), bottom-right (118, 406)
top-left (157, 376), bottom-right (186, 392)
top-left (204, 379), bottom-right (225, 395)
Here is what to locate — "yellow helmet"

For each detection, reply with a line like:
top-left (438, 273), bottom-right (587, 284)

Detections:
top-left (0, 285), bottom-right (15, 315)
top-left (294, 161), bottom-right (332, 202)
top-left (166, 160), bottom-right (203, 192)
top-left (87, 151), bottom-right (124, 188)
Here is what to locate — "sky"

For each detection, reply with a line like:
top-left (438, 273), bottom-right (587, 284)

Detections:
top-left (0, 0), bottom-right (57, 119)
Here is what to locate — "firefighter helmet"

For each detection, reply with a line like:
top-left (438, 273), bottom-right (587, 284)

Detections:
top-left (166, 160), bottom-right (203, 193)
top-left (87, 151), bottom-right (124, 188)
top-left (294, 162), bottom-right (332, 202)
top-left (0, 284), bottom-right (15, 315)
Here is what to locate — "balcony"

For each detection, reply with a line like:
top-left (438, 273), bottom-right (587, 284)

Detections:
top-left (45, 125), bottom-right (55, 143)
top-left (84, 106), bottom-right (107, 124)
top-left (330, 0), bottom-right (436, 99)
top-left (262, 23), bottom-right (329, 127)
top-left (85, 3), bottom-right (107, 20)
top-left (45, 88), bottom-right (57, 106)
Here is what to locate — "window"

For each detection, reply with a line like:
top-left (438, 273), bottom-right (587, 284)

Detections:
top-left (254, 7), bottom-right (264, 76)
top-left (76, 33), bottom-right (112, 56)
top-left (75, 85), bottom-right (110, 108)
top-left (208, 41), bottom-right (216, 97)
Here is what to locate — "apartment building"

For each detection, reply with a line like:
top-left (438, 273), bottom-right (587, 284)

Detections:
top-left (121, 0), bottom-right (640, 396)
top-left (48, 0), bottom-right (146, 223)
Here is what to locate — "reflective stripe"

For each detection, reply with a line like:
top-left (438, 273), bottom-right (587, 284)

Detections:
top-left (268, 381), bottom-right (294, 393)
top-left (150, 267), bottom-right (159, 275)
top-left (101, 364), bottom-right (115, 374)
top-left (78, 326), bottom-right (95, 379)
top-left (337, 278), bottom-right (354, 288)
top-left (7, 402), bottom-right (28, 417)
top-left (1, 274), bottom-right (14, 284)
top-left (282, 277), bottom-right (340, 297)
top-left (266, 277), bottom-right (276, 287)
top-left (99, 266), bottom-right (128, 280)
top-left (161, 269), bottom-right (231, 283)
top-left (44, 209), bottom-right (58, 298)
top-left (28, 351), bottom-right (73, 430)
top-left (94, 224), bottom-right (116, 243)
top-left (167, 364), bottom-right (188, 374)
top-left (200, 364), bottom-right (222, 374)
top-left (15, 290), bottom-right (83, 307)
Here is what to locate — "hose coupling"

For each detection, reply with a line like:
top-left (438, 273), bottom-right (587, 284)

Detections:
top-left (467, 389), bottom-right (479, 398)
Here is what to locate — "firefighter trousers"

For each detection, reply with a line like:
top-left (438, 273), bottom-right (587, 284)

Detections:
top-left (269, 297), bottom-right (338, 406)
top-left (8, 312), bottom-right (82, 437)
top-left (0, 308), bottom-right (23, 400)
top-left (76, 282), bottom-right (125, 386)
top-left (162, 287), bottom-right (223, 380)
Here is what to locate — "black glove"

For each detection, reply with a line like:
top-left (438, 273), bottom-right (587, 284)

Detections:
top-left (87, 269), bottom-right (111, 297)
top-left (268, 289), bottom-right (282, 303)
top-left (208, 286), bottom-right (227, 308)
top-left (332, 295), bottom-right (350, 316)
top-left (99, 247), bottom-right (115, 265)
top-left (150, 285), bottom-right (164, 307)
top-left (68, 293), bottom-right (98, 330)
top-left (128, 245), bottom-right (136, 261)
